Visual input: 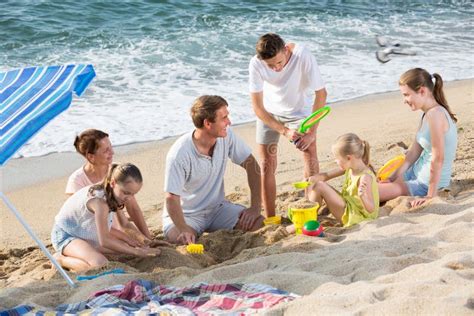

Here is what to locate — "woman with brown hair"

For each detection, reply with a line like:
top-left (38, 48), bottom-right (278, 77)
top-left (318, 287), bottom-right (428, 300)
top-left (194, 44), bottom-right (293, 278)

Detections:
top-left (378, 68), bottom-right (458, 207)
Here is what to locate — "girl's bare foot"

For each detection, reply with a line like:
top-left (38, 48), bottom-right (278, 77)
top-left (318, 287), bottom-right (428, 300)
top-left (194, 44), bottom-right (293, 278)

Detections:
top-left (52, 252), bottom-right (90, 273)
top-left (285, 224), bottom-right (296, 234)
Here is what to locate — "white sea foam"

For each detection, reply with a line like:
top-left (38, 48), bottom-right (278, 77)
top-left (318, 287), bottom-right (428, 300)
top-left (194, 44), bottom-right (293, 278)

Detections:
top-left (2, 3), bottom-right (472, 158)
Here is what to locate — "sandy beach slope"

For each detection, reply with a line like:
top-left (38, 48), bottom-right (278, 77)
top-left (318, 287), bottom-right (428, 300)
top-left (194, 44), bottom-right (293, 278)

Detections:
top-left (0, 79), bottom-right (473, 314)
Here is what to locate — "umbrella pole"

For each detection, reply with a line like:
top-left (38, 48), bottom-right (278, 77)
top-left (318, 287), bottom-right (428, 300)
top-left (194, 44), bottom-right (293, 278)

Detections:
top-left (0, 192), bottom-right (76, 288)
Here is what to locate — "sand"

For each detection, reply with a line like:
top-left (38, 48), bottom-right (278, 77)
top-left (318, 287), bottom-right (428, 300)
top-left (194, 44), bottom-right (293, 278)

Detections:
top-left (0, 79), bottom-right (473, 314)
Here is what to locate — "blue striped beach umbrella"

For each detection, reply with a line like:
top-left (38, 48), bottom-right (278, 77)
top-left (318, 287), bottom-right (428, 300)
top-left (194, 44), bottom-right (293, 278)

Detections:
top-left (0, 64), bottom-right (96, 287)
top-left (1, 64), bottom-right (95, 165)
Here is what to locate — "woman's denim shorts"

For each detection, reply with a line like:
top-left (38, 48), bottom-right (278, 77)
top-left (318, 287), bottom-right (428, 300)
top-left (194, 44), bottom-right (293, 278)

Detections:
top-left (403, 167), bottom-right (429, 197)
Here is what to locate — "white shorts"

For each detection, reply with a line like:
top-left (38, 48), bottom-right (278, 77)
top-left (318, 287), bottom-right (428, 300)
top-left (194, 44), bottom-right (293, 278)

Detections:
top-left (162, 200), bottom-right (245, 236)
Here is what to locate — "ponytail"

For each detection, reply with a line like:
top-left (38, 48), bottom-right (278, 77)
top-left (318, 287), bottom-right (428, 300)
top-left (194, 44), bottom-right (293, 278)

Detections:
top-left (362, 140), bottom-right (375, 174)
top-left (432, 73), bottom-right (457, 123)
top-left (90, 164), bottom-right (122, 212)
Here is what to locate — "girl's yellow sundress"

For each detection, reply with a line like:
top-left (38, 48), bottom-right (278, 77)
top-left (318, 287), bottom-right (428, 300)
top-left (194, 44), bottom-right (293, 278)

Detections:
top-left (340, 168), bottom-right (379, 227)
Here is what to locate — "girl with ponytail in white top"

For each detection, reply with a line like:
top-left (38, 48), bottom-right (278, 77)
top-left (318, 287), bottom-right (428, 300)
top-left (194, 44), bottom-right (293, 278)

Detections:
top-left (52, 163), bottom-right (161, 272)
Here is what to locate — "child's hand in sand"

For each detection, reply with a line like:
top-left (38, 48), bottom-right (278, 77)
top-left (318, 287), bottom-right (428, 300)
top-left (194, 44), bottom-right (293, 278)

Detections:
top-left (142, 237), bottom-right (156, 247)
top-left (121, 231), bottom-right (144, 248)
top-left (124, 228), bottom-right (149, 247)
top-left (127, 238), bottom-right (143, 248)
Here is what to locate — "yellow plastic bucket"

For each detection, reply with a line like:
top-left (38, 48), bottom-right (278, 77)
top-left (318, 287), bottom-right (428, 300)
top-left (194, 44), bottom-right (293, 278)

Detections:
top-left (288, 204), bottom-right (319, 235)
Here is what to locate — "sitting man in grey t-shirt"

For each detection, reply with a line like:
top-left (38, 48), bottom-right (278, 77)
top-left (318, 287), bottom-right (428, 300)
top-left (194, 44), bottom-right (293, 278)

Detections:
top-left (163, 95), bottom-right (264, 244)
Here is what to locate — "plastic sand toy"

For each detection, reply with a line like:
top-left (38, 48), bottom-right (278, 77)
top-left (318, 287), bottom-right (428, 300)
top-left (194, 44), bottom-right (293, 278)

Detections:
top-left (263, 216), bottom-right (282, 226)
top-left (302, 220), bottom-right (324, 237)
top-left (298, 106), bottom-right (331, 133)
top-left (377, 155), bottom-right (405, 181)
top-left (76, 268), bottom-right (125, 281)
top-left (288, 204), bottom-right (319, 235)
top-left (292, 181), bottom-right (311, 190)
top-left (186, 243), bottom-right (204, 254)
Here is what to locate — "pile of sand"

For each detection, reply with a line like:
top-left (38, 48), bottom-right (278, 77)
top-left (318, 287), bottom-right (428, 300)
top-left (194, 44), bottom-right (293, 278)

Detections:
top-left (1, 180), bottom-right (473, 315)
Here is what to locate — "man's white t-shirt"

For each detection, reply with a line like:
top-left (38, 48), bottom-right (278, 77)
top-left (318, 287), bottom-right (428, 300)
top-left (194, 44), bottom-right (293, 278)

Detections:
top-left (249, 43), bottom-right (325, 118)
top-left (163, 128), bottom-right (252, 216)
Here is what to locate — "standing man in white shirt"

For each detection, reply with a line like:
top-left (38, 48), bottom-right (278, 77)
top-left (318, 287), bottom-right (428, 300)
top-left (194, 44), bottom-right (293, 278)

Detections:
top-left (249, 33), bottom-right (327, 218)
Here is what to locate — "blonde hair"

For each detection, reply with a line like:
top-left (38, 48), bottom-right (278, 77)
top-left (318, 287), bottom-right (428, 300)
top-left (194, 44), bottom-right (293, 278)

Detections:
top-left (90, 163), bottom-right (142, 212)
top-left (399, 68), bottom-right (457, 123)
top-left (332, 133), bottom-right (374, 172)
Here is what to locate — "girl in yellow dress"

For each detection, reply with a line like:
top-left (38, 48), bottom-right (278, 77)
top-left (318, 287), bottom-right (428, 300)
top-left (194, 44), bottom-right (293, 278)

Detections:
top-left (307, 133), bottom-right (379, 227)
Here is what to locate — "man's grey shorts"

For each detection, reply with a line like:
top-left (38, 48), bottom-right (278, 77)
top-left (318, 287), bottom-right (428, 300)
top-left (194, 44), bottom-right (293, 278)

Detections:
top-left (162, 200), bottom-right (245, 236)
top-left (256, 114), bottom-right (305, 145)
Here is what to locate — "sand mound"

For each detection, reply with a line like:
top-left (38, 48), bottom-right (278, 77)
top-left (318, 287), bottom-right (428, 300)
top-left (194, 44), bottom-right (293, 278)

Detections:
top-left (1, 178), bottom-right (473, 315)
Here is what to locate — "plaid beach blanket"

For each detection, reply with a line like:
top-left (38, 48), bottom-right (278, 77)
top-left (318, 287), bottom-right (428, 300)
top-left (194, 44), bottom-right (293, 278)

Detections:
top-left (0, 279), bottom-right (298, 315)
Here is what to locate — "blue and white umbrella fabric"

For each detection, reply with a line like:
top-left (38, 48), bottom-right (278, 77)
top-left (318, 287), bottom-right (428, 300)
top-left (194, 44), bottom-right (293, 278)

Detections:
top-left (0, 64), bottom-right (96, 165)
top-left (0, 64), bottom-right (96, 287)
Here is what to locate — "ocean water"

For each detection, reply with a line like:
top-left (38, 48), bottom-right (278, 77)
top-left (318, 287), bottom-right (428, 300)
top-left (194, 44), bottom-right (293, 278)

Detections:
top-left (1, 0), bottom-right (473, 158)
